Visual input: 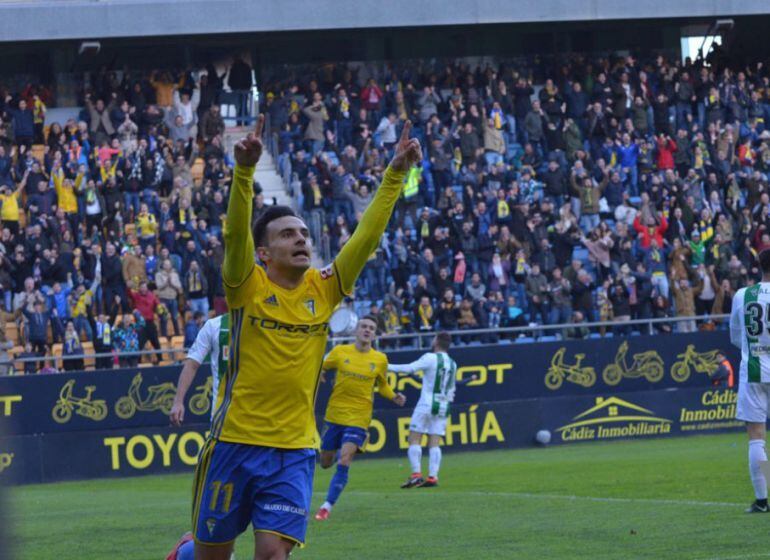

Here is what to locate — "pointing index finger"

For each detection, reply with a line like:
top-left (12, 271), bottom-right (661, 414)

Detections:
top-left (254, 114), bottom-right (265, 138)
top-left (399, 120), bottom-right (412, 144)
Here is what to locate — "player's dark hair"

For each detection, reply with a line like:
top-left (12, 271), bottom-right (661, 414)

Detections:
top-left (435, 331), bottom-right (451, 351)
top-left (760, 249), bottom-right (770, 275)
top-left (360, 314), bottom-right (380, 329)
top-left (252, 205), bottom-right (297, 247)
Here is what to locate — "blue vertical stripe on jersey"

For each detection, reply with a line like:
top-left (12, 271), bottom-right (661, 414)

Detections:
top-left (211, 308), bottom-right (243, 438)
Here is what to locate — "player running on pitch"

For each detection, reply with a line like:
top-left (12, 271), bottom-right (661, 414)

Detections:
top-left (388, 331), bottom-right (465, 488)
top-left (190, 115), bottom-right (421, 559)
top-left (314, 315), bottom-right (406, 521)
top-left (170, 313), bottom-right (230, 425)
top-left (731, 249), bottom-right (770, 513)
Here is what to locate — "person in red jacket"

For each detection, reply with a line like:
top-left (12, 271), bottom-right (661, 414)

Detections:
top-left (127, 280), bottom-right (162, 364)
top-left (360, 78), bottom-right (384, 113)
top-left (655, 133), bottom-right (677, 170)
top-left (633, 212), bottom-right (668, 249)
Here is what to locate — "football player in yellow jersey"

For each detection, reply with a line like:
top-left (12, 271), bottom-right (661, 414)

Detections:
top-left (314, 315), bottom-right (406, 521)
top-left (191, 115), bottom-right (421, 560)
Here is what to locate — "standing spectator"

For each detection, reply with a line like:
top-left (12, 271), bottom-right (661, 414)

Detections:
top-left (501, 294), bottom-right (526, 330)
top-left (415, 295), bottom-right (434, 332)
top-left (548, 268), bottom-right (572, 326)
top-left (671, 275), bottom-right (700, 333)
top-left (436, 288), bottom-right (459, 330)
top-left (525, 263), bottom-right (549, 324)
top-left (127, 281), bottom-right (162, 365)
top-left (571, 167), bottom-right (609, 231)
top-left (23, 300), bottom-right (49, 357)
top-left (184, 260), bottom-right (209, 317)
top-left (93, 313), bottom-right (113, 370)
top-left (184, 311), bottom-right (205, 348)
top-left (200, 105), bottom-right (225, 143)
top-left (303, 93), bottom-right (329, 155)
top-left (101, 243), bottom-right (128, 313)
top-left (113, 313), bottom-right (142, 368)
top-left (62, 320), bottom-right (84, 372)
top-left (4, 96), bottom-right (34, 148)
top-left (85, 93), bottom-right (117, 144)
top-left (155, 259), bottom-right (182, 337)
top-left (122, 244), bottom-right (147, 290)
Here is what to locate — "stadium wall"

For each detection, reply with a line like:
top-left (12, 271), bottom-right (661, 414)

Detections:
top-left (0, 332), bottom-right (741, 485)
top-left (0, 0), bottom-right (769, 41)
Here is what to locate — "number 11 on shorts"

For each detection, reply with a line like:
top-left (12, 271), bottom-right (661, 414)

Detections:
top-left (209, 481), bottom-right (234, 513)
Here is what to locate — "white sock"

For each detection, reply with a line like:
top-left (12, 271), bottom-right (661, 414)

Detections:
top-left (321, 501), bottom-right (333, 511)
top-left (749, 439), bottom-right (768, 500)
top-left (428, 446), bottom-right (442, 478)
top-left (408, 444), bottom-right (422, 475)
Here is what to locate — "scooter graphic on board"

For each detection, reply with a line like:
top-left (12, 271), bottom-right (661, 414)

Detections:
top-left (51, 380), bottom-right (108, 423)
top-left (189, 377), bottom-right (213, 416)
top-left (114, 372), bottom-right (176, 419)
top-left (602, 341), bottom-right (664, 386)
top-left (670, 345), bottom-right (720, 382)
top-left (544, 348), bottom-right (597, 389)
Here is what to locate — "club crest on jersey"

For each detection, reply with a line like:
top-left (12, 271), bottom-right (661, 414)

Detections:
top-left (369, 362), bottom-right (375, 372)
top-left (304, 298), bottom-right (316, 316)
top-left (319, 264), bottom-right (334, 280)
top-left (264, 294), bottom-right (279, 306)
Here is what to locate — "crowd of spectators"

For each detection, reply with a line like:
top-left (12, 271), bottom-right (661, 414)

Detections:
top-left (263, 53), bottom-right (769, 344)
top-left (0, 59), bottom-right (258, 373)
top-left (1, 48), bottom-right (769, 372)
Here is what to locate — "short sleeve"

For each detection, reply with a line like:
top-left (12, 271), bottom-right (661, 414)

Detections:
top-left (310, 265), bottom-right (347, 309)
top-left (187, 320), bottom-right (215, 364)
top-left (322, 346), bottom-right (340, 371)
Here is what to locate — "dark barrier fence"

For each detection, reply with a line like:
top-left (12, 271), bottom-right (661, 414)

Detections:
top-left (0, 386), bottom-right (741, 485)
top-left (0, 331), bottom-right (736, 437)
top-left (0, 331), bottom-right (741, 485)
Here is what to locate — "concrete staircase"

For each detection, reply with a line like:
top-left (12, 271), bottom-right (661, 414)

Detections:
top-left (223, 127), bottom-right (292, 207)
top-left (223, 126), bottom-right (324, 267)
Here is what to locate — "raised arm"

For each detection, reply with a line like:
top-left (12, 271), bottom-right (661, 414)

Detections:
top-left (223, 115), bottom-right (264, 290)
top-left (388, 352), bottom-right (435, 375)
top-left (333, 121), bottom-right (422, 294)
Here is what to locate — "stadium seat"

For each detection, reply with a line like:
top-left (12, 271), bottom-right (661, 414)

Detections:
top-left (5, 322), bottom-right (19, 345)
top-left (171, 335), bottom-right (186, 361)
top-left (82, 341), bottom-right (95, 369)
top-left (515, 336), bottom-right (535, 344)
top-left (51, 343), bottom-right (63, 370)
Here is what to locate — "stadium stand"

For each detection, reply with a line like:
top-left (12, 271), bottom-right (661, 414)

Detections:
top-left (0, 48), bottom-right (765, 371)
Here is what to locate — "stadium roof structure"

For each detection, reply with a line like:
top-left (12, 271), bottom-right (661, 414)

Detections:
top-left (0, 0), bottom-right (769, 42)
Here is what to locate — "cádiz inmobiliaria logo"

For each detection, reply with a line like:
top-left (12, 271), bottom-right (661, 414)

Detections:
top-left (555, 396), bottom-right (672, 442)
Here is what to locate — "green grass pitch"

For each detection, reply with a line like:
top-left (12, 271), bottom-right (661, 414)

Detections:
top-left (8, 433), bottom-right (769, 559)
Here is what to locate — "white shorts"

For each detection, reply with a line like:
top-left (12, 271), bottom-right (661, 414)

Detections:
top-left (409, 404), bottom-right (447, 436)
top-left (736, 382), bottom-right (770, 423)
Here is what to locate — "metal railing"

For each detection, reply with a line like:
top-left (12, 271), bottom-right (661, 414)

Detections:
top-left (1, 313), bottom-right (730, 375)
top-left (329, 313), bottom-right (731, 349)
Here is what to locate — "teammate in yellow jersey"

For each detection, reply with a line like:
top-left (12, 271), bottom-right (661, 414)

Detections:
top-left (314, 315), bottom-right (406, 521)
top-left (190, 114), bottom-right (422, 560)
